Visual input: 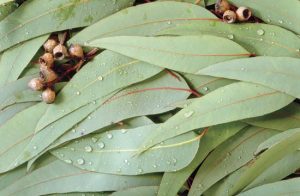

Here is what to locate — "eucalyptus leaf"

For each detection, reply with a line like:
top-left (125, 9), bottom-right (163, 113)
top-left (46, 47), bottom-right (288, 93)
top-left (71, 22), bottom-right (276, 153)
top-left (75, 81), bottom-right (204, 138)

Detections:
top-left (52, 124), bottom-right (200, 175)
top-left (0, 103), bottom-right (47, 173)
top-left (157, 122), bottom-right (247, 196)
top-left (0, 0), bottom-right (134, 52)
top-left (69, 1), bottom-right (216, 44)
top-left (88, 35), bottom-right (250, 74)
top-left (53, 72), bottom-right (190, 146)
top-left (204, 151), bottom-right (300, 195)
top-left (0, 0), bottom-right (18, 21)
top-left (182, 73), bottom-right (234, 95)
top-left (197, 57), bottom-right (300, 98)
top-left (111, 186), bottom-right (158, 196)
top-left (0, 160), bottom-right (162, 196)
top-left (237, 178), bottom-right (300, 196)
top-left (0, 35), bottom-right (48, 86)
top-left (159, 22), bottom-right (300, 57)
top-left (139, 82), bottom-right (293, 151)
top-left (229, 0), bottom-right (300, 35)
top-left (255, 128), bottom-right (300, 156)
top-left (36, 50), bottom-right (162, 131)
top-left (188, 126), bottom-right (278, 196)
top-left (230, 127), bottom-right (300, 194)
top-left (0, 102), bottom-right (36, 125)
top-left (245, 103), bottom-right (300, 131)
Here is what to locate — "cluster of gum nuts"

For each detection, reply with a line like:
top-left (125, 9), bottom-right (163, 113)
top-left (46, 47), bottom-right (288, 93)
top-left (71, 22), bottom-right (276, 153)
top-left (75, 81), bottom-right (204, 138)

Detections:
top-left (215, 0), bottom-right (252, 24)
top-left (28, 38), bottom-right (84, 104)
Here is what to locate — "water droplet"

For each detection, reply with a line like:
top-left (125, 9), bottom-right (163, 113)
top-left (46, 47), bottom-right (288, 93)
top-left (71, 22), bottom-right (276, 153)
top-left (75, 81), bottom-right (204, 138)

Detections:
top-left (241, 67), bottom-right (246, 71)
top-left (203, 87), bottom-right (209, 92)
top-left (107, 133), bottom-right (113, 139)
top-left (98, 142), bottom-right (105, 149)
top-left (227, 34), bottom-right (234, 40)
top-left (92, 100), bottom-right (97, 104)
top-left (72, 129), bottom-right (76, 133)
top-left (33, 146), bottom-right (38, 150)
top-left (153, 164), bottom-right (157, 168)
top-left (121, 129), bottom-right (127, 134)
top-left (259, 38), bottom-right (264, 42)
top-left (138, 168), bottom-right (143, 173)
top-left (77, 158), bottom-right (85, 165)
top-left (84, 145), bottom-right (93, 152)
top-left (124, 159), bottom-right (128, 163)
top-left (167, 21), bottom-right (171, 25)
top-left (65, 159), bottom-right (72, 164)
top-left (256, 29), bottom-right (265, 36)
top-left (97, 76), bottom-right (103, 81)
top-left (91, 137), bottom-right (98, 143)
top-left (184, 111), bottom-right (194, 118)
top-left (76, 91), bottom-right (81, 95)
top-left (88, 161), bottom-right (93, 165)
top-left (70, 147), bottom-right (75, 151)
top-left (278, 20), bottom-right (283, 24)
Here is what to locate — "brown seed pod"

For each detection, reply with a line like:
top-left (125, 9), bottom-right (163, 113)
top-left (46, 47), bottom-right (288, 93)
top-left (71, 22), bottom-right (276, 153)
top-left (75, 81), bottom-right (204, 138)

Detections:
top-left (28, 77), bottom-right (44, 91)
top-left (42, 88), bottom-right (56, 104)
top-left (236, 7), bottom-right (252, 21)
top-left (39, 53), bottom-right (54, 68)
top-left (69, 44), bottom-right (84, 59)
top-left (223, 10), bottom-right (237, 24)
top-left (40, 65), bottom-right (58, 83)
top-left (43, 39), bottom-right (58, 53)
top-left (53, 44), bottom-right (68, 60)
top-left (215, 0), bottom-right (230, 14)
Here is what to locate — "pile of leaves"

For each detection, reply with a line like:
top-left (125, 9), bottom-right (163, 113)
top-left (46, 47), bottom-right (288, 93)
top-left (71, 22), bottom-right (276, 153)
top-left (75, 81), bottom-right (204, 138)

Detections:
top-left (0, 0), bottom-right (300, 195)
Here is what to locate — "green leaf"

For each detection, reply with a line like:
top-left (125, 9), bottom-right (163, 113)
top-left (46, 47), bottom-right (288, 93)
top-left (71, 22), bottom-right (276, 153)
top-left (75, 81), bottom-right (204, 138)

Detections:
top-left (0, 35), bottom-right (48, 86)
top-left (230, 127), bottom-right (300, 194)
top-left (36, 50), bottom-right (162, 131)
top-left (88, 35), bottom-right (250, 74)
top-left (182, 73), bottom-right (234, 95)
top-left (0, 102), bottom-right (36, 126)
top-left (139, 82), bottom-right (294, 151)
top-left (159, 22), bottom-right (300, 57)
top-left (245, 103), bottom-right (300, 131)
top-left (157, 122), bottom-right (247, 196)
top-left (13, 71), bottom-right (188, 170)
top-left (69, 1), bottom-right (216, 44)
top-left (0, 103), bottom-right (47, 173)
top-left (27, 116), bottom-right (154, 171)
top-left (52, 72), bottom-right (191, 146)
top-left (52, 124), bottom-right (200, 175)
top-left (188, 126), bottom-right (278, 196)
top-left (0, 0), bottom-right (134, 52)
top-left (229, 0), bottom-right (300, 35)
top-left (204, 151), bottom-right (300, 195)
top-left (0, 0), bottom-right (18, 21)
top-left (255, 128), bottom-right (300, 156)
top-left (111, 186), bottom-right (158, 196)
top-left (197, 57), bottom-right (300, 99)
top-left (0, 76), bottom-right (38, 110)
top-left (237, 178), bottom-right (300, 196)
top-left (0, 160), bottom-right (162, 196)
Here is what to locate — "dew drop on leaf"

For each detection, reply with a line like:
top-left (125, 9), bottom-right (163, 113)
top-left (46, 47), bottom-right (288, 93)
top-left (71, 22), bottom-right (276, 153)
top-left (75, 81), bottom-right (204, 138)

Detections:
top-left (84, 145), bottom-right (93, 152)
top-left (76, 91), bottom-right (81, 95)
top-left (184, 111), bottom-right (194, 118)
top-left (97, 76), bottom-right (103, 81)
top-left (77, 158), bottom-right (85, 165)
top-left (91, 137), bottom-right (98, 143)
top-left (256, 29), bottom-right (265, 36)
top-left (98, 142), bottom-right (105, 149)
top-left (138, 168), bottom-right (143, 173)
top-left (107, 133), bottom-right (113, 139)
top-left (65, 159), bottom-right (72, 164)
top-left (227, 34), bottom-right (234, 40)
top-left (203, 86), bottom-right (209, 92)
